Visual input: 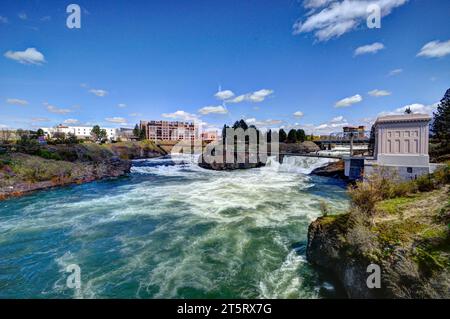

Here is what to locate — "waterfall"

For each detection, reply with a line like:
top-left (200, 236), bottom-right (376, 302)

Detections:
top-left (264, 155), bottom-right (336, 174)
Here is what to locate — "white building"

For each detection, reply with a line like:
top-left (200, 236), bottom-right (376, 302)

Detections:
top-left (344, 114), bottom-right (439, 180)
top-left (42, 125), bottom-right (119, 141)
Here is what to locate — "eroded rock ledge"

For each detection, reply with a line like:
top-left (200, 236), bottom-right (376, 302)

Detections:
top-left (307, 186), bottom-right (450, 299)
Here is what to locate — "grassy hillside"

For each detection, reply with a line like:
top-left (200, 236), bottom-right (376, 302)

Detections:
top-left (308, 164), bottom-right (450, 298)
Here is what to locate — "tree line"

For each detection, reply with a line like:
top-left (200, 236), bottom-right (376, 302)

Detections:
top-left (221, 120), bottom-right (308, 144)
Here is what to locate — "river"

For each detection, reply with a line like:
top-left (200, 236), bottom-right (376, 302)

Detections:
top-left (0, 155), bottom-right (349, 298)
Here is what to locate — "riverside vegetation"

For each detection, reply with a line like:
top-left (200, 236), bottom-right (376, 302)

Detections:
top-left (307, 164), bottom-right (450, 298)
top-left (0, 140), bottom-right (166, 200)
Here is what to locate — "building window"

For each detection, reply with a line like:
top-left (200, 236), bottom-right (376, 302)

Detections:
top-left (407, 167), bottom-right (413, 174)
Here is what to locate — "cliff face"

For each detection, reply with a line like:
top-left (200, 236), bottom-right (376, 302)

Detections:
top-left (307, 187), bottom-right (450, 299)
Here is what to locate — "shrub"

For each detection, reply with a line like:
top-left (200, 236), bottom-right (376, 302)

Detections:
top-left (416, 174), bottom-right (435, 192)
top-left (433, 164), bottom-right (450, 186)
top-left (348, 167), bottom-right (401, 215)
top-left (36, 149), bottom-right (62, 161)
top-left (319, 200), bottom-right (330, 217)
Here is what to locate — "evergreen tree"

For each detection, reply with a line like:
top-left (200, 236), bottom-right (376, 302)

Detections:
top-left (232, 119), bottom-right (249, 131)
top-left (368, 125), bottom-right (376, 156)
top-left (266, 129), bottom-right (272, 143)
top-left (405, 107), bottom-right (412, 114)
top-left (139, 126), bottom-right (146, 140)
top-left (279, 129), bottom-right (287, 143)
top-left (431, 88), bottom-right (450, 150)
top-left (296, 129), bottom-right (306, 142)
top-left (36, 129), bottom-right (45, 137)
top-left (222, 124), bottom-right (229, 141)
top-left (133, 124), bottom-right (141, 138)
top-left (287, 129), bottom-right (297, 143)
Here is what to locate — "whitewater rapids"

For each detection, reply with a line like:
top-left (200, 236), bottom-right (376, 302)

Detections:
top-left (0, 155), bottom-right (349, 298)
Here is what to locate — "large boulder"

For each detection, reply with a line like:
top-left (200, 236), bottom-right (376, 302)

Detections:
top-left (279, 141), bottom-right (320, 154)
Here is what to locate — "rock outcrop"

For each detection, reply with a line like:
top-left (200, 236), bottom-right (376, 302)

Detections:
top-left (311, 160), bottom-right (346, 179)
top-left (307, 187), bottom-right (450, 298)
top-left (198, 149), bottom-right (266, 170)
top-left (279, 141), bottom-right (320, 154)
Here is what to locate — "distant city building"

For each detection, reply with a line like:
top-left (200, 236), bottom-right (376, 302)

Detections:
top-left (42, 125), bottom-right (119, 141)
top-left (344, 114), bottom-right (439, 180)
top-left (201, 131), bottom-right (218, 143)
top-left (343, 126), bottom-right (365, 139)
top-left (140, 120), bottom-right (198, 141)
top-left (118, 128), bottom-right (138, 141)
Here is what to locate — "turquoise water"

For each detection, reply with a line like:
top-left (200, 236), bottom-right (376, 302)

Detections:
top-left (0, 155), bottom-right (349, 298)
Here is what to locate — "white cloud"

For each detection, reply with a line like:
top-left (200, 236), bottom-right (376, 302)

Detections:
top-left (18, 13), bottom-right (27, 20)
top-left (246, 118), bottom-right (283, 127)
top-left (89, 89), bottom-right (108, 97)
top-left (44, 103), bottom-right (72, 114)
top-left (226, 89), bottom-right (274, 103)
top-left (31, 117), bottom-right (50, 123)
top-left (161, 110), bottom-right (198, 121)
top-left (247, 89), bottom-right (274, 102)
top-left (379, 103), bottom-right (438, 117)
top-left (117, 103), bottom-right (127, 108)
top-left (303, 0), bottom-right (334, 9)
top-left (330, 115), bottom-right (345, 123)
top-left (105, 117), bottom-right (127, 124)
top-left (0, 16), bottom-right (8, 23)
top-left (314, 115), bottom-right (349, 134)
top-left (354, 42), bottom-right (385, 56)
top-left (335, 94), bottom-right (363, 107)
top-left (368, 89), bottom-right (391, 97)
top-left (63, 119), bottom-right (79, 124)
top-left (227, 94), bottom-right (246, 103)
top-left (6, 98), bottom-right (28, 106)
top-left (293, 0), bottom-right (408, 41)
top-left (388, 68), bottom-right (403, 76)
top-left (417, 40), bottom-right (450, 58)
top-left (129, 112), bottom-right (142, 117)
top-left (198, 105), bottom-right (228, 115)
top-left (215, 90), bottom-right (235, 100)
top-left (4, 48), bottom-right (46, 65)
top-left (40, 16), bottom-right (51, 22)
top-left (293, 111), bottom-right (304, 118)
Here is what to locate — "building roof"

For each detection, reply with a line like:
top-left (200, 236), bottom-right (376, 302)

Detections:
top-left (375, 113), bottom-right (431, 125)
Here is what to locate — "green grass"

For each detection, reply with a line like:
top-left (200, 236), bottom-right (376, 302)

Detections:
top-left (372, 219), bottom-right (428, 247)
top-left (375, 195), bottom-right (420, 215)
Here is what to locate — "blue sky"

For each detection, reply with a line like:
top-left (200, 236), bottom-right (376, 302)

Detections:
top-left (0, 0), bottom-right (449, 134)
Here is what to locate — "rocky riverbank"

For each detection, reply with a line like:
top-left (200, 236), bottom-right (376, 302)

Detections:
top-left (0, 141), bottom-right (166, 201)
top-left (307, 183), bottom-right (450, 298)
top-left (310, 160), bottom-right (347, 180)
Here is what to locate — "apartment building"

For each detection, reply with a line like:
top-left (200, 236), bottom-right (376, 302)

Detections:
top-left (42, 125), bottom-right (119, 141)
top-left (140, 120), bottom-right (198, 141)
